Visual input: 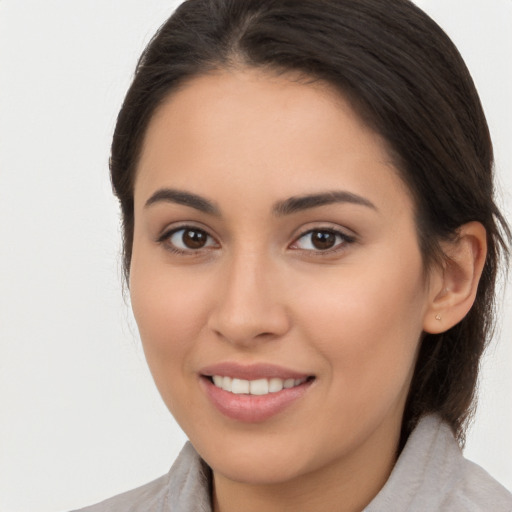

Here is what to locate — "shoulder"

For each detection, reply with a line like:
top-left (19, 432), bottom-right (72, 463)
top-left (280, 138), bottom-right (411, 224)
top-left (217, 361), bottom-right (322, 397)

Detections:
top-left (71, 442), bottom-right (211, 512)
top-left (70, 473), bottom-right (170, 512)
top-left (440, 455), bottom-right (512, 511)
top-left (366, 415), bottom-right (512, 512)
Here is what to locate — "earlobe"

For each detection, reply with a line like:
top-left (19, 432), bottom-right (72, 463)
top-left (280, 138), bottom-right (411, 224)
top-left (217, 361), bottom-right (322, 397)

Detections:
top-left (423, 221), bottom-right (487, 334)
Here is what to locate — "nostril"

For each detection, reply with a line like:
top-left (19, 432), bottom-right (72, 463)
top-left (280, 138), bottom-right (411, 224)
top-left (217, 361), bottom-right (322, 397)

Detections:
top-left (256, 331), bottom-right (277, 339)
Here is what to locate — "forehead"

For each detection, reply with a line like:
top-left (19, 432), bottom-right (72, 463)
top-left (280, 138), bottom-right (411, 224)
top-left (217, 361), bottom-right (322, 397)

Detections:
top-left (134, 69), bottom-right (412, 216)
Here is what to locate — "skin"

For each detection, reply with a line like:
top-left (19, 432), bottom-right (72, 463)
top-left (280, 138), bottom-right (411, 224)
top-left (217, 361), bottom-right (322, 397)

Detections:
top-left (129, 69), bottom-right (486, 512)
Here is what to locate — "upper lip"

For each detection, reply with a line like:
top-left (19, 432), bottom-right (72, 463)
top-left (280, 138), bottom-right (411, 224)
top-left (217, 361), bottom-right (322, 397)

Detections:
top-left (199, 362), bottom-right (312, 380)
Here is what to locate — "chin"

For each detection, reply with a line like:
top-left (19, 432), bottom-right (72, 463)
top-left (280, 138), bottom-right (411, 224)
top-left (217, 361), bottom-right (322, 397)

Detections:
top-left (211, 456), bottom-right (308, 486)
top-left (192, 430), bottom-right (323, 486)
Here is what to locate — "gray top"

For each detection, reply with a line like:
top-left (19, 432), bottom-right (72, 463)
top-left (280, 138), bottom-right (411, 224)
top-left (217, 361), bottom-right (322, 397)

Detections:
top-left (73, 415), bottom-right (512, 511)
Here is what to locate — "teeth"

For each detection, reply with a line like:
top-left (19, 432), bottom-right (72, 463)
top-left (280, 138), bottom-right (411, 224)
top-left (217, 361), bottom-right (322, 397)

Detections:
top-left (284, 378), bottom-right (295, 389)
top-left (223, 376), bottom-right (232, 392)
top-left (250, 378), bottom-right (269, 395)
top-left (269, 377), bottom-right (284, 393)
top-left (211, 376), bottom-right (308, 395)
top-left (231, 378), bottom-right (249, 394)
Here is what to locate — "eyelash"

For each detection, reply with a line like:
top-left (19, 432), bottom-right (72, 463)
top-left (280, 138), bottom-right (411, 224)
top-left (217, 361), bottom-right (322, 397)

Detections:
top-left (157, 225), bottom-right (356, 256)
top-left (157, 226), bottom-right (218, 256)
top-left (291, 227), bottom-right (356, 255)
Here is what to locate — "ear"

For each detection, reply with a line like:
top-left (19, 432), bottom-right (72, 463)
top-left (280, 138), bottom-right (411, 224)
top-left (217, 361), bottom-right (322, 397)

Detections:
top-left (423, 221), bottom-right (487, 334)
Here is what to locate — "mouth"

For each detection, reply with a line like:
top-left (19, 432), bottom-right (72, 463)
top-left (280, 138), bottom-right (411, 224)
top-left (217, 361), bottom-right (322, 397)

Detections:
top-left (199, 363), bottom-right (316, 422)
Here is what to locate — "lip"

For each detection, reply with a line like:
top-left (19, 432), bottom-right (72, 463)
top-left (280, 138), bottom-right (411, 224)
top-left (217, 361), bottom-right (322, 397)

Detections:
top-left (199, 362), bottom-right (315, 423)
top-left (199, 362), bottom-right (310, 380)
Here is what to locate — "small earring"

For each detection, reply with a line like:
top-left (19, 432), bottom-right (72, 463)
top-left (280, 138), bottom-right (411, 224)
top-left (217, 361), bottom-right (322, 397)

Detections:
top-left (435, 314), bottom-right (442, 321)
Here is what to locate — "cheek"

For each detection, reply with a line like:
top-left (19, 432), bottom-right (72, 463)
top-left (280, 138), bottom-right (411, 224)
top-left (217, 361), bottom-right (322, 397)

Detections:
top-left (129, 265), bottom-right (218, 427)
top-left (294, 251), bottom-right (427, 402)
top-left (129, 262), bottom-right (212, 380)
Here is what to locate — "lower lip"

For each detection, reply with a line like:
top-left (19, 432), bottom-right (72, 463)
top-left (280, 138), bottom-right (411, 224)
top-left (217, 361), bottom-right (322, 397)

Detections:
top-left (201, 377), bottom-right (314, 423)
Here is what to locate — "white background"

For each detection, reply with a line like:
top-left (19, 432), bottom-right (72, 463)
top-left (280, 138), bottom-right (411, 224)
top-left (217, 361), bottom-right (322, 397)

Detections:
top-left (0, 1), bottom-right (510, 511)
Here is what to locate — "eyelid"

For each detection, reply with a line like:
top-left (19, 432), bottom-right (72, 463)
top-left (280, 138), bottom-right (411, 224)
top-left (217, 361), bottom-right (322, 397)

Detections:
top-left (156, 221), bottom-right (215, 241)
top-left (156, 223), bottom-right (220, 254)
top-left (289, 225), bottom-right (357, 253)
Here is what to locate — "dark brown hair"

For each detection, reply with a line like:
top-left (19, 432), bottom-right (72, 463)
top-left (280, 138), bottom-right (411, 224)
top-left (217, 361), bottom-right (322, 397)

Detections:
top-left (110, 0), bottom-right (510, 444)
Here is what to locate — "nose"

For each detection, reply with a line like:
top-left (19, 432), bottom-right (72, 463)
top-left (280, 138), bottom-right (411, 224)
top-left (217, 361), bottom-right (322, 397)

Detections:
top-left (207, 252), bottom-right (291, 346)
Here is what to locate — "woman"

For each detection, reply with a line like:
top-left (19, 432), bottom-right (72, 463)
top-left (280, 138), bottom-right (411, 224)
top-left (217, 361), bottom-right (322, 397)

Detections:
top-left (75, 0), bottom-right (512, 510)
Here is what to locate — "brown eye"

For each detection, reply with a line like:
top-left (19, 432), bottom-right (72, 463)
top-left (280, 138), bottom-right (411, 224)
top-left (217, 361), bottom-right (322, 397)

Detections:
top-left (292, 229), bottom-right (354, 252)
top-left (166, 227), bottom-right (216, 251)
top-left (182, 229), bottom-right (208, 249)
top-left (311, 231), bottom-right (336, 250)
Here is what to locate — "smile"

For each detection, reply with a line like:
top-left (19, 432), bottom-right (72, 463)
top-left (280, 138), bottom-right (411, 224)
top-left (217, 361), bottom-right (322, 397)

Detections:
top-left (200, 364), bottom-right (316, 422)
top-left (211, 376), bottom-right (309, 395)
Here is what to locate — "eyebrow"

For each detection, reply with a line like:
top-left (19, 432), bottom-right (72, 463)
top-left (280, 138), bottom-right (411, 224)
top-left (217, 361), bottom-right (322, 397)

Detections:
top-left (144, 188), bottom-right (376, 216)
top-left (272, 191), bottom-right (377, 216)
top-left (144, 188), bottom-right (220, 216)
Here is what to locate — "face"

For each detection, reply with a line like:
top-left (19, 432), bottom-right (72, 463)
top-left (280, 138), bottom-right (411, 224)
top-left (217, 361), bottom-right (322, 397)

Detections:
top-left (130, 69), bottom-right (436, 487)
